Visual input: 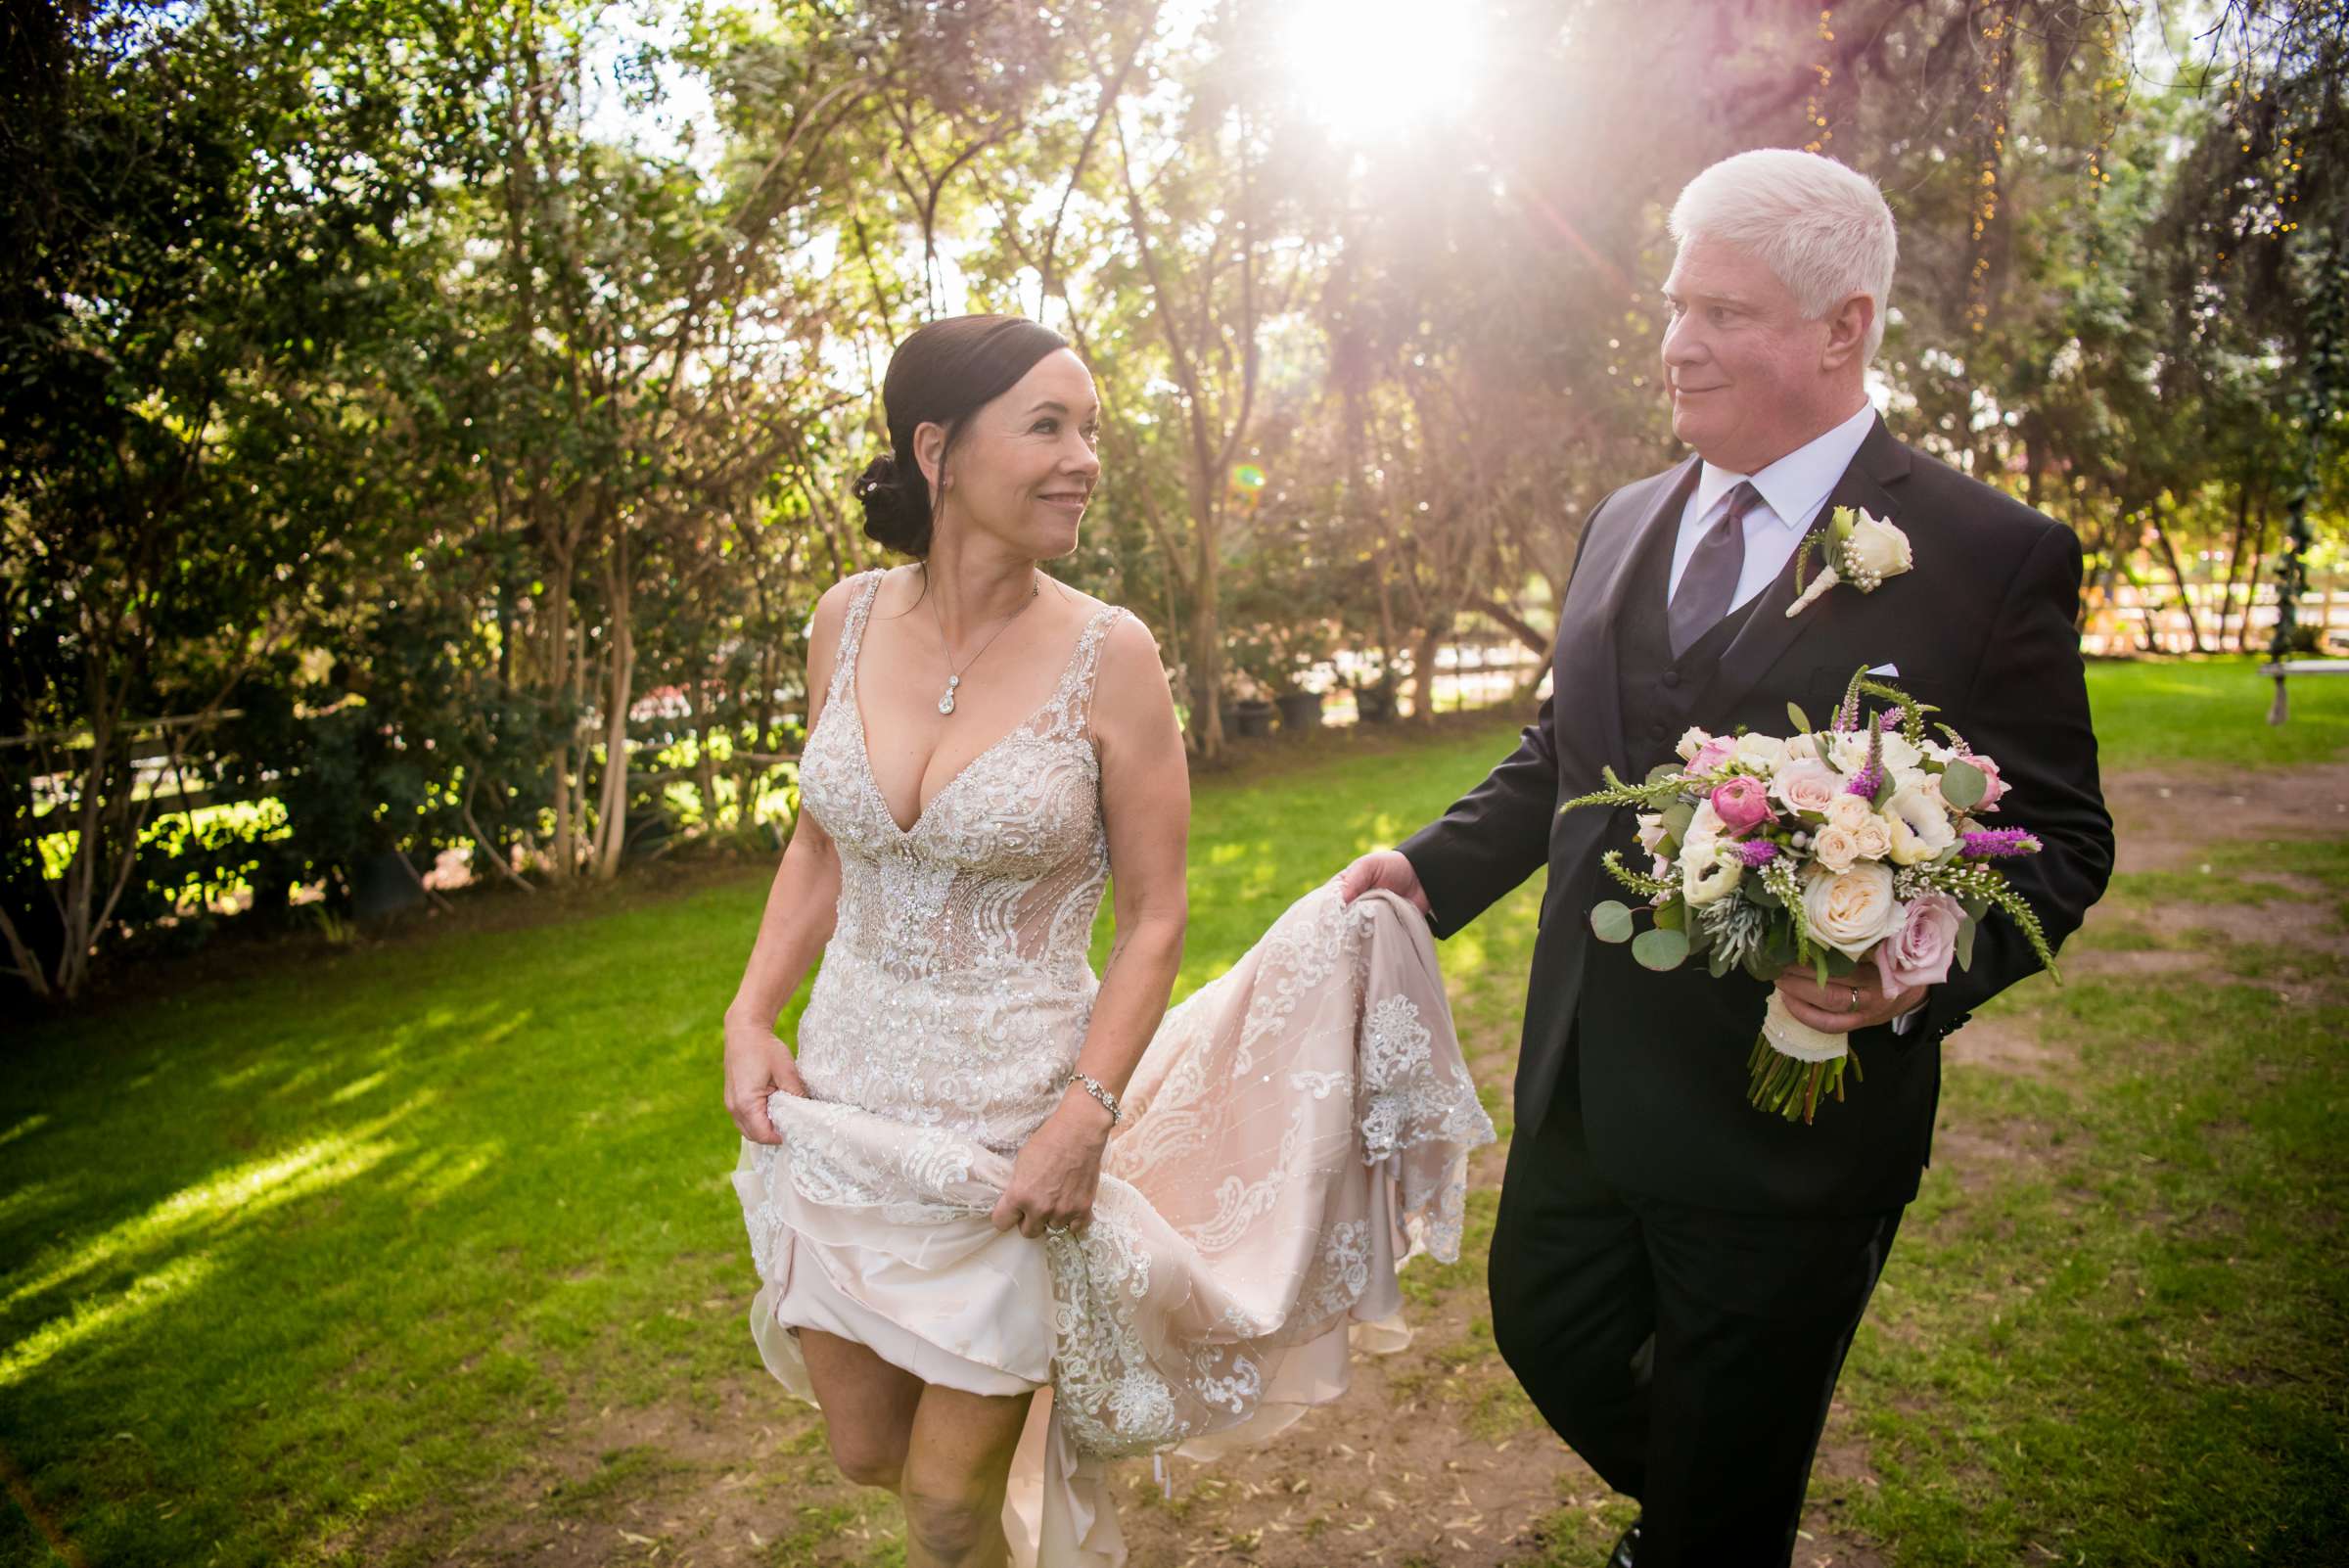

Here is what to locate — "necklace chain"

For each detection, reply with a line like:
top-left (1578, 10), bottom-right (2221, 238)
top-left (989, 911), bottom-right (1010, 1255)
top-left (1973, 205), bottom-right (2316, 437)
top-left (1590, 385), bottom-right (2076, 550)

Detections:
top-left (926, 567), bottom-right (1041, 716)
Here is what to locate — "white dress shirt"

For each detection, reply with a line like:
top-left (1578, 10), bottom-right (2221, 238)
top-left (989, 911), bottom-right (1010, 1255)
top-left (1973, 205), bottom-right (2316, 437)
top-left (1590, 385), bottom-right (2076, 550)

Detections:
top-left (1665, 402), bottom-right (1878, 611)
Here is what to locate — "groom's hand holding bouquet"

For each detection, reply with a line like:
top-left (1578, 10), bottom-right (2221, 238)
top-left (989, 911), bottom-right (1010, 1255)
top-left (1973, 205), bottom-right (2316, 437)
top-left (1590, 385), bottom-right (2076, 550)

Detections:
top-left (1560, 666), bottom-right (2056, 1123)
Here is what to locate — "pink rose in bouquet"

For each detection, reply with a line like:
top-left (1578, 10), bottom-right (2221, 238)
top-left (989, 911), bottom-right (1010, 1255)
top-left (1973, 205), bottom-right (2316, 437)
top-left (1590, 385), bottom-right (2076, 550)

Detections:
top-left (1874, 890), bottom-right (1965, 991)
top-left (1709, 776), bottom-right (1774, 835)
top-left (1688, 733), bottom-right (1738, 773)
top-left (1770, 758), bottom-right (1843, 817)
top-left (1967, 754), bottom-right (2006, 810)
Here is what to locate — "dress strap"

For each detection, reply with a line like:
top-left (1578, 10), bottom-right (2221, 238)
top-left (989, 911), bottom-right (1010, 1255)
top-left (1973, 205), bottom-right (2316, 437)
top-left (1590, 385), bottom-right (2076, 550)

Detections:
top-left (828, 570), bottom-right (888, 707)
top-left (1055, 605), bottom-right (1129, 742)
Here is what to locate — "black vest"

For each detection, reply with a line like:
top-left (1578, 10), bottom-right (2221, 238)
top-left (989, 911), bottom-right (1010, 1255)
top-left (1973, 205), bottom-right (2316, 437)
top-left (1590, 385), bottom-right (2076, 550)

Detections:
top-left (1614, 506), bottom-right (1766, 777)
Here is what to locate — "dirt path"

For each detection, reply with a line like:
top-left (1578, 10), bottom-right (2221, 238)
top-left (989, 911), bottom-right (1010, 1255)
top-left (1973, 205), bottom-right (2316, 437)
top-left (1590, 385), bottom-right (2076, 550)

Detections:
top-left (376, 761), bottom-right (2349, 1568)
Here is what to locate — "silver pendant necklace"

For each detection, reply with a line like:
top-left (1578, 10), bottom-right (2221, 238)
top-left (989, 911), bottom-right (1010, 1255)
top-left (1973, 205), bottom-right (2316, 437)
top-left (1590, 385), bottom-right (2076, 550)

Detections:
top-left (928, 567), bottom-right (1041, 715)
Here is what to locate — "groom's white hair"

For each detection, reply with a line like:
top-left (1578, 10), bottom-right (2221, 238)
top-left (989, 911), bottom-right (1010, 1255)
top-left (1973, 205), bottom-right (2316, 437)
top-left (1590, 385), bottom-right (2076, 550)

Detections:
top-left (1668, 149), bottom-right (1898, 364)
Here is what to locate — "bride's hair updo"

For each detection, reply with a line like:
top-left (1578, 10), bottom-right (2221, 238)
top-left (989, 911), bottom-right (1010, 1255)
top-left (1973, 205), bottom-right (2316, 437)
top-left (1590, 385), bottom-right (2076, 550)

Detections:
top-left (854, 314), bottom-right (1071, 557)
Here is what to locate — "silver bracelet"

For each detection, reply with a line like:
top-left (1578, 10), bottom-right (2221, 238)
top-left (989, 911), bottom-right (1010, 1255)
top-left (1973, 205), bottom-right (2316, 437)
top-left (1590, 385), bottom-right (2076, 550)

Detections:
top-left (1064, 1071), bottom-right (1123, 1126)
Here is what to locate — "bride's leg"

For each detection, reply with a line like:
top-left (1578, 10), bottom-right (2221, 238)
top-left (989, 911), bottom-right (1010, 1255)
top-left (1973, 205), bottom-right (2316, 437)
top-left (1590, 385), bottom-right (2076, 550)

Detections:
top-left (800, 1327), bottom-right (923, 1490)
top-left (898, 1384), bottom-right (1036, 1568)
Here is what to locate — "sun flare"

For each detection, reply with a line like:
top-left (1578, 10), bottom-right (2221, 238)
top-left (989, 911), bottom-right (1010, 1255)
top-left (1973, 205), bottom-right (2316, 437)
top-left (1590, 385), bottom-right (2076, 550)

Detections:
top-left (1277, 0), bottom-right (1481, 144)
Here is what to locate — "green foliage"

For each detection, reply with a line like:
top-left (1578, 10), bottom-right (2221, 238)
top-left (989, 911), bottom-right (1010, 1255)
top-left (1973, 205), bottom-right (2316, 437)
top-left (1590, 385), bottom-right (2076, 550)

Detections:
top-left (6, 0), bottom-right (2345, 1001)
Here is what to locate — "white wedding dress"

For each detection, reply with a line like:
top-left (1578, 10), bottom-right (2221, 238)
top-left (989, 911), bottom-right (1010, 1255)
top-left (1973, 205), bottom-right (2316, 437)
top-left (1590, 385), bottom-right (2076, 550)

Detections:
top-left (731, 570), bottom-right (1494, 1565)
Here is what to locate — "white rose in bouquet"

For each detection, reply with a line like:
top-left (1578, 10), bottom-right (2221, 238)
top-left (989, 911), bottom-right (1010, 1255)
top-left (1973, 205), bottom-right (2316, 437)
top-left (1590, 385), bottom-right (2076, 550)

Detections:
top-left (1811, 823), bottom-right (1862, 873)
top-left (1800, 861), bottom-right (1904, 956)
top-left (1850, 815), bottom-right (1893, 861)
top-left (1825, 794), bottom-right (1874, 832)
top-left (1733, 732), bottom-right (1787, 771)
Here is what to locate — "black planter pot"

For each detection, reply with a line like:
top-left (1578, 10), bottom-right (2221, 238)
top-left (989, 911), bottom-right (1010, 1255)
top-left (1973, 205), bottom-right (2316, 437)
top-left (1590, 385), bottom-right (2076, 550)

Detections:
top-left (350, 850), bottom-right (425, 922)
top-left (1355, 686), bottom-right (1397, 724)
top-left (1232, 699), bottom-right (1274, 739)
top-left (1275, 692), bottom-right (1324, 732)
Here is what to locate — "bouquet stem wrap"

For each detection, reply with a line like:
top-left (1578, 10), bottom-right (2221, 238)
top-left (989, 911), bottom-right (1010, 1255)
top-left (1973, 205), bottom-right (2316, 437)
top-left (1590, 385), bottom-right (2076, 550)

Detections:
top-left (1750, 992), bottom-right (1860, 1124)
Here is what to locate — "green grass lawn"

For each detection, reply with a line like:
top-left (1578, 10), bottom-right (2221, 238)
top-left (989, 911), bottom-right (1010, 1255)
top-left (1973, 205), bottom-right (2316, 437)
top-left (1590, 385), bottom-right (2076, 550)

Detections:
top-left (2, 658), bottom-right (2344, 1568)
top-left (2086, 653), bottom-right (2349, 771)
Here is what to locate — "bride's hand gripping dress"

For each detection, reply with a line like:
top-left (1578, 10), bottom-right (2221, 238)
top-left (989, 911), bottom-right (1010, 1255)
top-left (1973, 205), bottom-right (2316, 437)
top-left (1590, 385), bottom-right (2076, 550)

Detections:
top-left (732, 570), bottom-right (1494, 1566)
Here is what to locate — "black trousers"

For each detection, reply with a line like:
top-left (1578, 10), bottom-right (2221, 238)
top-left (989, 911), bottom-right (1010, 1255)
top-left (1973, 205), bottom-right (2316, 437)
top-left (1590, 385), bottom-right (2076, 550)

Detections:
top-left (1489, 1094), bottom-right (1904, 1568)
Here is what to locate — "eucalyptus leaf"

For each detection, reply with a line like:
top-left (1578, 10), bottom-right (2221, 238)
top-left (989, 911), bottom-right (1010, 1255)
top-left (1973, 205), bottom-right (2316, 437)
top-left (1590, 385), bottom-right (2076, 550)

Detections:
top-left (1590, 900), bottom-right (1635, 944)
top-left (1632, 927), bottom-right (1689, 971)
top-left (1662, 802), bottom-right (1695, 841)
top-left (1955, 914), bottom-right (1979, 971)
top-left (1655, 899), bottom-right (1685, 932)
top-left (1646, 762), bottom-right (1684, 786)
top-left (1940, 759), bottom-right (1987, 810)
top-left (1786, 702), bottom-right (1812, 736)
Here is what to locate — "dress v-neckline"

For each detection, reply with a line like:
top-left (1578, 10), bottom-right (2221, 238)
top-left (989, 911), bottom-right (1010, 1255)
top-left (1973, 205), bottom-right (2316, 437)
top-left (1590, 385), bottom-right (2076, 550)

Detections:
top-left (843, 582), bottom-right (1110, 840)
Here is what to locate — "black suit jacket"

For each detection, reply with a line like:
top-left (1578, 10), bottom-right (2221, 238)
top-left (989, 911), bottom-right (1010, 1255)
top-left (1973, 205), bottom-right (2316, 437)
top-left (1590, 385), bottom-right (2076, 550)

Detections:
top-left (1401, 418), bottom-right (2113, 1214)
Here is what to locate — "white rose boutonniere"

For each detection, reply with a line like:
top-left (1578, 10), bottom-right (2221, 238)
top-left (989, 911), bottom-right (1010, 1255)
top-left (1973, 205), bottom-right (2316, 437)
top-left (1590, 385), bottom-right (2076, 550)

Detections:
top-left (1785, 506), bottom-right (1913, 619)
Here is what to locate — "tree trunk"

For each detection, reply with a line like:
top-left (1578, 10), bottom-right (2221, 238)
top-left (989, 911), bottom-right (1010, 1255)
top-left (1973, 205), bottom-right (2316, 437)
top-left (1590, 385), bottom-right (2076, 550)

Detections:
top-left (591, 539), bottom-right (636, 880)
top-left (545, 549), bottom-right (577, 881)
top-left (2147, 506), bottom-right (2207, 654)
top-left (1188, 510), bottom-right (1222, 762)
top-left (692, 682), bottom-right (722, 834)
top-left (1411, 626), bottom-right (1441, 725)
top-left (2238, 511), bottom-right (2272, 653)
top-left (2215, 477), bottom-right (2252, 649)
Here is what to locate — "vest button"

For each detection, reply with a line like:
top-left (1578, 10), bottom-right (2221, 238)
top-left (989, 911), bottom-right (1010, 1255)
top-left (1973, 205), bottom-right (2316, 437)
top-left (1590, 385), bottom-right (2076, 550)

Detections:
top-left (1661, 670), bottom-right (1681, 689)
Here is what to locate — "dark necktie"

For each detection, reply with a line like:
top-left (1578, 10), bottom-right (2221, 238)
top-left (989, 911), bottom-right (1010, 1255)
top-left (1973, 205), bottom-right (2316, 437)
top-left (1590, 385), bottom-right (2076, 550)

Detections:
top-left (1668, 481), bottom-right (1759, 659)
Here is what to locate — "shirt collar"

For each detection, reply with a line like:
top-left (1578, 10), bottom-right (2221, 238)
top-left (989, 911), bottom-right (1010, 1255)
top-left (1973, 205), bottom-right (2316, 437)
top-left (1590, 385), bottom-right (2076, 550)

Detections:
top-left (1688, 402), bottom-right (1879, 532)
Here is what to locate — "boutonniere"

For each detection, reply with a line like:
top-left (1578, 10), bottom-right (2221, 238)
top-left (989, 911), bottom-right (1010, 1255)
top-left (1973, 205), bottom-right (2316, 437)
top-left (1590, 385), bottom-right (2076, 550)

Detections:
top-left (1785, 506), bottom-right (1913, 619)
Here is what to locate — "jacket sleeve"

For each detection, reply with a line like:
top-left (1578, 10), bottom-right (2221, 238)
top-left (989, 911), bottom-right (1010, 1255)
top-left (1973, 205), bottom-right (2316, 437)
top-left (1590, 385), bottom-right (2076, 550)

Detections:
top-left (1905, 521), bottom-right (2114, 1044)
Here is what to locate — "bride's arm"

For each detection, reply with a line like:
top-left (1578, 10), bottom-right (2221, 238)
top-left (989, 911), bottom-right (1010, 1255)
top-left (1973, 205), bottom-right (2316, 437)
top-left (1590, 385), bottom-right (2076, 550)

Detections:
top-left (992, 614), bottom-right (1188, 1237)
top-left (722, 582), bottom-right (852, 1144)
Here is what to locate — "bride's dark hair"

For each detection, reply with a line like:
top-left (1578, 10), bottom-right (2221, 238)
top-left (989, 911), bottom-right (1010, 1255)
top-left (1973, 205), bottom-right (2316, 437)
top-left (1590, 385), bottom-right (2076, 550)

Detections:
top-left (853, 314), bottom-right (1070, 558)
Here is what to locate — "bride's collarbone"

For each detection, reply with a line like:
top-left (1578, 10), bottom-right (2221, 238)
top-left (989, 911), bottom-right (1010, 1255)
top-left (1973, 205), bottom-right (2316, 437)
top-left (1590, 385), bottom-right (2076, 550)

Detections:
top-left (852, 590), bottom-right (1102, 822)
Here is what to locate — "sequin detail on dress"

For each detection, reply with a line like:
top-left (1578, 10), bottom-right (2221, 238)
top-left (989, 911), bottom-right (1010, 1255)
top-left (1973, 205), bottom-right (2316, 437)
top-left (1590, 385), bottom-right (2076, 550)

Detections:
top-left (731, 569), bottom-right (1493, 1568)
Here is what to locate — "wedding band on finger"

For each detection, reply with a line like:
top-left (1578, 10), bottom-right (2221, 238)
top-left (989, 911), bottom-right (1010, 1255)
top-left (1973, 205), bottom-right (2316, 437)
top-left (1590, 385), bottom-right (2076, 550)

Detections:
top-left (1846, 985), bottom-right (1863, 1013)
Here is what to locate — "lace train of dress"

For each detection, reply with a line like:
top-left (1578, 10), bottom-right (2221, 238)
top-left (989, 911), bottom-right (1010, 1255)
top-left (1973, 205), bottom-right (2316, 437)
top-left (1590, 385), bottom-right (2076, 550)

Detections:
top-left (729, 572), bottom-right (1493, 1566)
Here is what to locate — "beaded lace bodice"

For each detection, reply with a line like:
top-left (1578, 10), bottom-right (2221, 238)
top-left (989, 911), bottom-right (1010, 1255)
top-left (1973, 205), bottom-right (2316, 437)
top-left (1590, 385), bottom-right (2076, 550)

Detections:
top-left (793, 570), bottom-right (1127, 1152)
top-left (738, 570), bottom-right (1492, 1566)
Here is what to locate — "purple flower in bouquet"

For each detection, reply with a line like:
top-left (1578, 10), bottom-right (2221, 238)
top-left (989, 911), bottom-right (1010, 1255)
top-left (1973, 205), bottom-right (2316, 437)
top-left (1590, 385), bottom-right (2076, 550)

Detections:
top-left (1845, 761), bottom-right (1884, 800)
top-left (1710, 776), bottom-right (1774, 835)
top-left (1734, 839), bottom-right (1781, 868)
top-left (1960, 827), bottom-right (2041, 859)
top-left (1879, 710), bottom-right (1903, 731)
top-left (1873, 890), bottom-right (1964, 991)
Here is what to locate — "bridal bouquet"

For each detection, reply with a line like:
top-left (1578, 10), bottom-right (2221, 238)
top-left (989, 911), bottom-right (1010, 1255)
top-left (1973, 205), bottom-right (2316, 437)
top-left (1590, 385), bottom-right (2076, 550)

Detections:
top-left (1559, 669), bottom-right (2058, 1124)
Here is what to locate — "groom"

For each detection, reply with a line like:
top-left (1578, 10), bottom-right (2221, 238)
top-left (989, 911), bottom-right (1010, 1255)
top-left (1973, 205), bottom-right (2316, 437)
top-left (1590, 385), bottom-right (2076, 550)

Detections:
top-left (1341, 149), bottom-right (2112, 1566)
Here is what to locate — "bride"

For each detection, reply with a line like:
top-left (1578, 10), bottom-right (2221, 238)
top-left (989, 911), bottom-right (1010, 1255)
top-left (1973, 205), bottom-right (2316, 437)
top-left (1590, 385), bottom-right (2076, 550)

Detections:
top-left (721, 314), bottom-right (1492, 1568)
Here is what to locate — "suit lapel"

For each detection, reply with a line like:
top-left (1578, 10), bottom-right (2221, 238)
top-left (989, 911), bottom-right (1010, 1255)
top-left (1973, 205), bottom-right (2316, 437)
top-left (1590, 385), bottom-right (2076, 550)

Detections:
top-left (1697, 416), bottom-right (1912, 718)
top-left (1577, 457), bottom-right (1700, 783)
